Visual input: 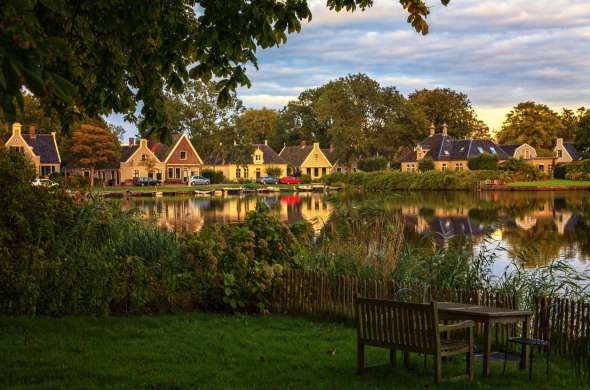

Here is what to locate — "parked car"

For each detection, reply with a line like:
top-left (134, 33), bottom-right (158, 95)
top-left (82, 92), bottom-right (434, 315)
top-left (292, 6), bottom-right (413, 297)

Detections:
top-left (279, 176), bottom-right (301, 185)
top-left (32, 178), bottom-right (58, 187)
top-left (133, 177), bottom-right (161, 186)
top-left (256, 175), bottom-right (278, 185)
top-left (189, 175), bottom-right (211, 185)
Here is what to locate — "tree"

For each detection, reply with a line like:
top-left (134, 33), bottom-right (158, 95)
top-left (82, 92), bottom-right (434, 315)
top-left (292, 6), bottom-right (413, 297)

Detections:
top-left (2, 0), bottom-right (448, 138)
top-left (559, 108), bottom-right (579, 141)
top-left (467, 153), bottom-right (498, 170)
top-left (408, 88), bottom-right (485, 139)
top-left (418, 158), bottom-right (434, 172)
top-left (496, 102), bottom-right (564, 149)
top-left (266, 166), bottom-right (282, 178)
top-left (358, 157), bottom-right (388, 172)
top-left (236, 108), bottom-right (280, 144)
top-left (66, 124), bottom-right (121, 187)
top-left (161, 80), bottom-right (244, 158)
top-left (575, 108), bottom-right (590, 159)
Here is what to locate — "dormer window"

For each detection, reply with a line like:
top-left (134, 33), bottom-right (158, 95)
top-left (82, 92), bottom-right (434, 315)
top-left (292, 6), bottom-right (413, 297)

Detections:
top-left (477, 147), bottom-right (484, 154)
top-left (180, 151), bottom-right (187, 160)
top-left (490, 147), bottom-right (497, 154)
top-left (557, 150), bottom-right (562, 158)
top-left (255, 154), bottom-right (261, 161)
top-left (141, 154), bottom-right (147, 161)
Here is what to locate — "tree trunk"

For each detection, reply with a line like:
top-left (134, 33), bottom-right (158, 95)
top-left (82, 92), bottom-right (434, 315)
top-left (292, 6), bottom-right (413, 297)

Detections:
top-left (90, 166), bottom-right (95, 188)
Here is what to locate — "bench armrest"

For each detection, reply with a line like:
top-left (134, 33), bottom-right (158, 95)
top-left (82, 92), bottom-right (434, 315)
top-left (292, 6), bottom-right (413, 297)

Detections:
top-left (438, 320), bottom-right (475, 332)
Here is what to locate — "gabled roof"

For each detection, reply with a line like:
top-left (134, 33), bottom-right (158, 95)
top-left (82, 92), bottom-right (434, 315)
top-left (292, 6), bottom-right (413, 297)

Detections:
top-left (321, 148), bottom-right (337, 164)
top-left (401, 133), bottom-right (508, 162)
top-left (564, 142), bottom-right (581, 161)
top-left (120, 145), bottom-right (139, 162)
top-left (3, 132), bottom-right (60, 164)
top-left (205, 143), bottom-right (286, 165)
top-left (497, 144), bottom-right (520, 157)
top-left (279, 145), bottom-right (315, 166)
top-left (148, 134), bottom-right (181, 161)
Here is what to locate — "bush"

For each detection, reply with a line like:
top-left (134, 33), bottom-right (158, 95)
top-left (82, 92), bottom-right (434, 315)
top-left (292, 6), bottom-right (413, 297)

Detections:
top-left (298, 174), bottom-right (312, 184)
top-left (202, 169), bottom-right (225, 184)
top-left (502, 158), bottom-right (546, 181)
top-left (468, 153), bottom-right (499, 170)
top-left (563, 160), bottom-right (590, 181)
top-left (358, 157), bottom-right (388, 172)
top-left (266, 166), bottom-right (282, 178)
top-left (553, 165), bottom-right (566, 179)
top-left (418, 158), bottom-right (434, 172)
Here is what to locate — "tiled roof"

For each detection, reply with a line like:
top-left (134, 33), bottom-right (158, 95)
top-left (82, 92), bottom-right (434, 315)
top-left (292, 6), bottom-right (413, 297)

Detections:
top-left (148, 134), bottom-right (182, 161)
top-left (564, 142), bottom-right (581, 161)
top-left (3, 132), bottom-right (60, 164)
top-left (120, 145), bottom-right (138, 162)
top-left (205, 144), bottom-right (286, 165)
top-left (279, 145), bottom-right (315, 166)
top-left (401, 133), bottom-right (509, 162)
top-left (498, 144), bottom-right (520, 157)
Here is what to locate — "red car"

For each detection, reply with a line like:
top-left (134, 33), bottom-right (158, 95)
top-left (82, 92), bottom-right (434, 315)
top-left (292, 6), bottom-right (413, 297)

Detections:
top-left (279, 176), bottom-right (301, 185)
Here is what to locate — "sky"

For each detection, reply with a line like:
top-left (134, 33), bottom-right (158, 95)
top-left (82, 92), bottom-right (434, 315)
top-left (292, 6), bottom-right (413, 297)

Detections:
top-left (107, 0), bottom-right (590, 139)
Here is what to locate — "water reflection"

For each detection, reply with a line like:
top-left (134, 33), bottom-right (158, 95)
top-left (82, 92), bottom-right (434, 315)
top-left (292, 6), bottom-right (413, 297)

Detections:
top-left (122, 193), bottom-right (332, 233)
top-left (123, 190), bottom-right (590, 268)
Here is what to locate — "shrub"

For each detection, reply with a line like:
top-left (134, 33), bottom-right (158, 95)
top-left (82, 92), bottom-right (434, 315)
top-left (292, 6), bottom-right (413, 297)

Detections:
top-left (265, 166), bottom-right (282, 178)
top-left (502, 158), bottom-right (546, 181)
top-left (418, 158), bottom-right (434, 172)
top-left (358, 157), bottom-right (388, 172)
top-left (564, 160), bottom-right (590, 181)
top-left (553, 164), bottom-right (566, 179)
top-left (202, 169), bottom-right (225, 184)
top-left (468, 153), bottom-right (499, 170)
top-left (298, 174), bottom-right (312, 184)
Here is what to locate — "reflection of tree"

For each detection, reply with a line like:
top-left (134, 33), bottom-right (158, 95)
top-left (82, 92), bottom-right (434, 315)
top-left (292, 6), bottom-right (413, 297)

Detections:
top-left (502, 219), bottom-right (564, 267)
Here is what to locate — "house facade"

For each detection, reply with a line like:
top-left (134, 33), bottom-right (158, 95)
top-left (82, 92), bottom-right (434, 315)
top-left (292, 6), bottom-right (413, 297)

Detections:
top-left (204, 142), bottom-right (288, 181)
top-left (279, 141), bottom-right (333, 179)
top-left (498, 143), bottom-right (555, 175)
top-left (2, 122), bottom-right (61, 177)
top-left (321, 146), bottom-right (358, 174)
top-left (400, 124), bottom-right (509, 173)
top-left (150, 134), bottom-right (204, 183)
top-left (554, 138), bottom-right (582, 164)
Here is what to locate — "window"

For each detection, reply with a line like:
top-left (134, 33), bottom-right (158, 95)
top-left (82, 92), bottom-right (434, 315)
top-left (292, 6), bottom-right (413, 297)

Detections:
top-left (477, 147), bottom-right (484, 154)
top-left (168, 167), bottom-right (173, 179)
top-left (141, 154), bottom-right (147, 161)
top-left (235, 168), bottom-right (241, 179)
top-left (557, 150), bottom-right (563, 158)
top-left (10, 146), bottom-right (24, 153)
top-left (524, 150), bottom-right (530, 159)
top-left (538, 164), bottom-right (544, 171)
top-left (255, 154), bottom-right (261, 161)
top-left (243, 167), bottom-right (249, 178)
top-left (337, 167), bottom-right (342, 173)
top-left (442, 164), bottom-right (447, 171)
top-left (490, 147), bottom-right (497, 154)
top-left (321, 167), bottom-right (327, 176)
top-left (314, 167), bottom-right (319, 177)
top-left (306, 168), bottom-right (311, 175)
top-left (183, 168), bottom-right (189, 178)
top-left (180, 151), bottom-right (187, 160)
top-left (133, 170), bottom-right (139, 177)
top-left (456, 163), bottom-right (464, 171)
top-left (314, 154), bottom-right (318, 161)
top-left (256, 168), bottom-right (261, 178)
top-left (175, 167), bottom-right (181, 179)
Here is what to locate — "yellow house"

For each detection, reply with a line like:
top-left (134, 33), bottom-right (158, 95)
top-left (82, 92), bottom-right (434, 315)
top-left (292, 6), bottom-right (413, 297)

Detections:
top-left (2, 122), bottom-right (61, 177)
top-left (279, 141), bottom-right (333, 179)
top-left (204, 142), bottom-right (288, 182)
top-left (120, 138), bottom-right (166, 183)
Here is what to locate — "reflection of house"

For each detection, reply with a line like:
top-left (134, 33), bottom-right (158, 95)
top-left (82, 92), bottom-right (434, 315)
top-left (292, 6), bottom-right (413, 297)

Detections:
top-left (400, 124), bottom-right (509, 172)
top-left (553, 138), bottom-right (582, 164)
top-left (205, 142), bottom-right (287, 181)
top-left (279, 141), bottom-right (333, 179)
top-left (2, 122), bottom-right (61, 177)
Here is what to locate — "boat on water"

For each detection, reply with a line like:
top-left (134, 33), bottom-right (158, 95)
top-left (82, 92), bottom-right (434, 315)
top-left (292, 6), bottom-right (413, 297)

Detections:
top-left (297, 185), bottom-right (313, 192)
top-left (224, 187), bottom-right (243, 195)
top-left (279, 187), bottom-right (296, 193)
top-left (265, 186), bottom-right (280, 193)
top-left (243, 188), bottom-right (257, 194)
top-left (195, 190), bottom-right (214, 196)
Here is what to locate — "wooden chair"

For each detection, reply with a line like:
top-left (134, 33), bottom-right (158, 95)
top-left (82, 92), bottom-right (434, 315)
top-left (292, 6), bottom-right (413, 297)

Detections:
top-left (354, 295), bottom-right (474, 384)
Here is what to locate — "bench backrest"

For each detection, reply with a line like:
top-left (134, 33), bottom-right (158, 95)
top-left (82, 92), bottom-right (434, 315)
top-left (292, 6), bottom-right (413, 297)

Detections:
top-left (354, 296), bottom-right (439, 353)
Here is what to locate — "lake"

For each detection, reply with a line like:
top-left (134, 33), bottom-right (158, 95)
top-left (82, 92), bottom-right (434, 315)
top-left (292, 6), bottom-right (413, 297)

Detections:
top-left (122, 191), bottom-right (590, 270)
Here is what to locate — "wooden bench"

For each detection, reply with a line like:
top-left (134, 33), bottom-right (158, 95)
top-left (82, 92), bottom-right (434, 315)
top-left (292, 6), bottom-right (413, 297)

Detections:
top-left (354, 296), bottom-right (474, 384)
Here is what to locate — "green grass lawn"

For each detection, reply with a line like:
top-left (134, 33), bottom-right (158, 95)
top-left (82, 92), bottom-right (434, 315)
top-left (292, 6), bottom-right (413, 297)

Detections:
top-left (507, 179), bottom-right (590, 187)
top-left (0, 313), bottom-right (584, 389)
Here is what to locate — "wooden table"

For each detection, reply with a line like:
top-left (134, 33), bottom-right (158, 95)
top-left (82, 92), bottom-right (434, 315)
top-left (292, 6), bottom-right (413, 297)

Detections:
top-left (437, 302), bottom-right (533, 377)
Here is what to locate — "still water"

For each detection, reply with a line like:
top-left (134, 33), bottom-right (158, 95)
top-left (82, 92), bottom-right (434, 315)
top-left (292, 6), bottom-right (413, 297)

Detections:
top-left (123, 191), bottom-right (590, 269)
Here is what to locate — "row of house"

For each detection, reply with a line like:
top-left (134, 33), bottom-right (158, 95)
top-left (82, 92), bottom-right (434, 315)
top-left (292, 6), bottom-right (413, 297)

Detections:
top-left (3, 121), bottom-right (582, 183)
top-left (400, 124), bottom-right (581, 174)
top-left (1, 122), bottom-right (354, 184)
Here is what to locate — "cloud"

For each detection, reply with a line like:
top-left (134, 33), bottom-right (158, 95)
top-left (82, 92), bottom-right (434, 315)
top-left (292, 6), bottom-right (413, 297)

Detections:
top-left (109, 0), bottom-right (590, 136)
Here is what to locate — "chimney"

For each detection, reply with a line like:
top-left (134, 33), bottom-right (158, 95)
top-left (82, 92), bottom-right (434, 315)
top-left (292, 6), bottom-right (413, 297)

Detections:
top-left (128, 137), bottom-right (135, 146)
top-left (429, 123), bottom-right (435, 136)
top-left (300, 140), bottom-right (306, 148)
top-left (29, 123), bottom-right (37, 138)
top-left (12, 122), bottom-right (22, 136)
top-left (264, 139), bottom-right (268, 146)
top-left (556, 138), bottom-right (564, 147)
top-left (442, 123), bottom-right (448, 136)
top-left (329, 144), bottom-right (334, 152)
top-left (313, 142), bottom-right (320, 149)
